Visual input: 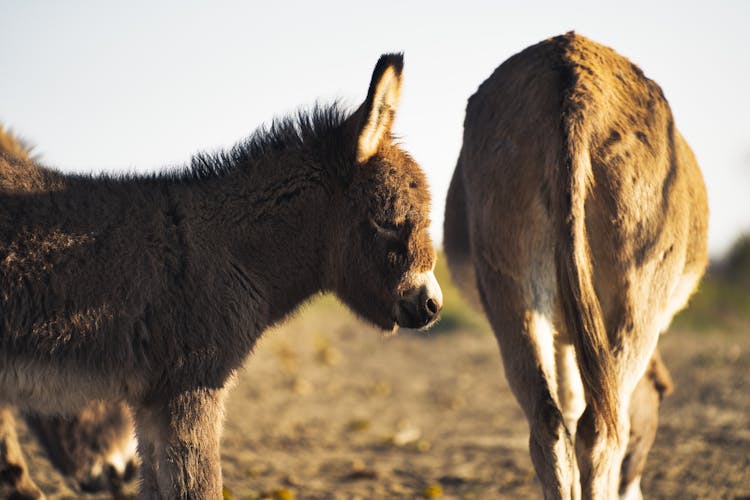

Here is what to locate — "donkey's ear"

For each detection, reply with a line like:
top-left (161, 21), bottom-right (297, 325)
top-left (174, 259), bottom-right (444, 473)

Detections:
top-left (355, 53), bottom-right (404, 164)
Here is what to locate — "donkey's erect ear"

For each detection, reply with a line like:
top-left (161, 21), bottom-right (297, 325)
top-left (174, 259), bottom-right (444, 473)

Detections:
top-left (356, 53), bottom-right (404, 164)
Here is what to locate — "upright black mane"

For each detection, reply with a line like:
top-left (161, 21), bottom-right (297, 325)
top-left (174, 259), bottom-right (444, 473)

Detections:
top-left (183, 102), bottom-right (350, 182)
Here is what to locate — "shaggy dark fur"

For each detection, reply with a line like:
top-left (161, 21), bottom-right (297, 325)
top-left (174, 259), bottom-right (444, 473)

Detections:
top-left (0, 53), bottom-right (441, 499)
top-left (0, 124), bottom-right (140, 496)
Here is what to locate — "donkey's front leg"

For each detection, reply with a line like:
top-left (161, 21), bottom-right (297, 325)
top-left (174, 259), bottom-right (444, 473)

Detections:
top-left (135, 387), bottom-right (227, 500)
top-left (0, 406), bottom-right (45, 500)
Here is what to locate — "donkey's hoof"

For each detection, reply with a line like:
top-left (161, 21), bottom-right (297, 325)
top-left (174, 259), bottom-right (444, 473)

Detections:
top-left (79, 458), bottom-right (139, 495)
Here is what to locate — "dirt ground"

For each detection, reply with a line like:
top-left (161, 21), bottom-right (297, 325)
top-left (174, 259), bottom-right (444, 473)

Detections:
top-left (15, 297), bottom-right (750, 499)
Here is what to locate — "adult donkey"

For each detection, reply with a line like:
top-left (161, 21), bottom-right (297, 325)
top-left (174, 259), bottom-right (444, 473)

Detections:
top-left (444, 33), bottom-right (707, 499)
top-left (0, 53), bottom-right (442, 499)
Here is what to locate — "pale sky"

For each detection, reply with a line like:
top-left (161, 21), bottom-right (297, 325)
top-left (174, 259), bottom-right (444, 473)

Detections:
top-left (1, 1), bottom-right (748, 256)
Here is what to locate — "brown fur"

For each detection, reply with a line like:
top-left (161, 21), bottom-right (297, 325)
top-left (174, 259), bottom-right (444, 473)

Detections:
top-left (620, 349), bottom-right (673, 497)
top-left (0, 124), bottom-right (139, 496)
top-left (445, 32), bottom-right (707, 499)
top-left (0, 53), bottom-right (441, 499)
top-left (446, 164), bottom-right (676, 499)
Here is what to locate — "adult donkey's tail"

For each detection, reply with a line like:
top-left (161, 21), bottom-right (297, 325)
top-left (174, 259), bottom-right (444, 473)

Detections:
top-left (555, 116), bottom-right (619, 441)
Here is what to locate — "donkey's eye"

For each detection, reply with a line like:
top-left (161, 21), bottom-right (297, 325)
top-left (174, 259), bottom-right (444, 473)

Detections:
top-left (369, 217), bottom-right (400, 240)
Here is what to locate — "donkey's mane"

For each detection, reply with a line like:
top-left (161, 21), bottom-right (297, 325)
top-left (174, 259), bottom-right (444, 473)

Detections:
top-left (176, 102), bottom-right (350, 183)
top-left (3, 104), bottom-right (350, 190)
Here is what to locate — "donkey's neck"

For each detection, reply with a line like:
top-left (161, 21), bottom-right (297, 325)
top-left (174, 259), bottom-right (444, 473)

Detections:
top-left (165, 139), bottom-right (336, 331)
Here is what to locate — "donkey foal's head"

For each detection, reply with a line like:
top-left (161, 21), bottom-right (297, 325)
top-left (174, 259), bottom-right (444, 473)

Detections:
top-left (329, 54), bottom-right (442, 331)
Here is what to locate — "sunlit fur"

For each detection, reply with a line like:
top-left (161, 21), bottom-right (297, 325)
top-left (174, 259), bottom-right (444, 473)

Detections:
top-left (356, 66), bottom-right (401, 163)
top-left (444, 32), bottom-right (707, 499)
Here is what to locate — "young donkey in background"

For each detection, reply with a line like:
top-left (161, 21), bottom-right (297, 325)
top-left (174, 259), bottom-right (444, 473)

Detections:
top-left (0, 125), bottom-right (139, 496)
top-left (445, 33), bottom-right (707, 499)
top-left (0, 53), bottom-right (442, 499)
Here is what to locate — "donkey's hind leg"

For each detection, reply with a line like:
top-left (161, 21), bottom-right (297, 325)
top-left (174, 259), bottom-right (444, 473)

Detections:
top-left (619, 349), bottom-right (673, 500)
top-left (575, 327), bottom-right (660, 500)
top-left (618, 373), bottom-right (657, 500)
top-left (0, 406), bottom-right (45, 500)
top-left (135, 387), bottom-right (226, 500)
top-left (477, 263), bottom-right (577, 500)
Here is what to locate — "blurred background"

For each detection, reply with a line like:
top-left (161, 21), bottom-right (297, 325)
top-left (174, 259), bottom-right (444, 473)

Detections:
top-left (2, 2), bottom-right (749, 499)
top-left (1, 1), bottom-right (749, 255)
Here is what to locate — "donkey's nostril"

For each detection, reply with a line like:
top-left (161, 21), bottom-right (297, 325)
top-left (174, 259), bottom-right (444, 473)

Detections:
top-left (425, 297), bottom-right (439, 316)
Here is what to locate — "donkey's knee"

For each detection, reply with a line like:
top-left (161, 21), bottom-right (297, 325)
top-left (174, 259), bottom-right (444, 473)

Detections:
top-left (529, 397), bottom-right (573, 468)
top-left (531, 396), bottom-right (571, 444)
top-left (527, 395), bottom-right (578, 500)
top-left (135, 389), bottom-right (225, 500)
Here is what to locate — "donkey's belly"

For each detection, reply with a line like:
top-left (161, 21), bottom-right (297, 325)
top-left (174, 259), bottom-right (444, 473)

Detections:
top-left (0, 356), bottom-right (141, 415)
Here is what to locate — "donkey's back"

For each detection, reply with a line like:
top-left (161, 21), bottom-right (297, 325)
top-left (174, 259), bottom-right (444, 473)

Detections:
top-left (445, 32), bottom-right (707, 498)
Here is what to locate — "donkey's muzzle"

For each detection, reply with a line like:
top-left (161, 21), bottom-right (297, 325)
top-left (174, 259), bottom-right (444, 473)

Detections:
top-left (395, 271), bottom-right (443, 329)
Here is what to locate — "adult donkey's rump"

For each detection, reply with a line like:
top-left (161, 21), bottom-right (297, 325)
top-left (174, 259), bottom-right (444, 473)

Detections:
top-left (0, 53), bottom-right (442, 499)
top-left (444, 33), bottom-right (707, 499)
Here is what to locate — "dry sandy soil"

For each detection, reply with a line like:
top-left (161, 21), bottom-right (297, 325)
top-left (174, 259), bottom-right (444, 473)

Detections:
top-left (15, 297), bottom-right (750, 499)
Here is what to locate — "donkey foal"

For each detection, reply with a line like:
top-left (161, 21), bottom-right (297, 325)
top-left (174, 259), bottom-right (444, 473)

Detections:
top-left (0, 124), bottom-right (139, 497)
top-left (0, 54), bottom-right (442, 499)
